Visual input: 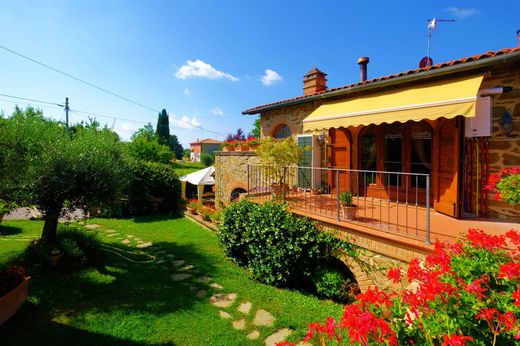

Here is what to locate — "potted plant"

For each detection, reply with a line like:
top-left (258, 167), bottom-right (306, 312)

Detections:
top-left (0, 266), bottom-right (30, 326)
top-left (223, 141), bottom-right (239, 152)
top-left (210, 209), bottom-right (222, 225)
top-left (237, 140), bottom-right (249, 152)
top-left (256, 137), bottom-right (304, 198)
top-left (311, 187), bottom-right (321, 195)
top-left (340, 192), bottom-right (358, 220)
top-left (247, 137), bottom-right (260, 151)
top-left (187, 200), bottom-right (198, 215)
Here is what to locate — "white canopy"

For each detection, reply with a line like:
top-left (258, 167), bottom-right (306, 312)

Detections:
top-left (180, 166), bottom-right (215, 186)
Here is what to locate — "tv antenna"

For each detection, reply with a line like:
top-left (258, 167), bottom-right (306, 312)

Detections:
top-left (424, 18), bottom-right (455, 67)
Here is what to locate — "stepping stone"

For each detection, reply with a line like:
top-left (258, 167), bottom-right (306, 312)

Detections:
top-left (84, 224), bottom-right (100, 229)
top-left (155, 250), bottom-right (167, 255)
top-left (171, 273), bottom-right (192, 281)
top-left (134, 238), bottom-right (142, 242)
top-left (210, 283), bottom-right (223, 289)
top-left (196, 275), bottom-right (210, 283)
top-left (156, 259), bottom-right (165, 264)
top-left (136, 242), bottom-right (153, 249)
top-left (166, 254), bottom-right (175, 258)
top-left (107, 233), bottom-right (119, 237)
top-left (210, 293), bottom-right (237, 308)
top-left (126, 235), bottom-right (134, 238)
top-left (106, 229), bottom-right (117, 233)
top-left (172, 260), bottom-right (185, 267)
top-left (247, 330), bottom-right (260, 340)
top-left (238, 301), bottom-right (252, 315)
top-left (179, 265), bottom-right (194, 271)
top-left (196, 290), bottom-right (207, 298)
top-left (253, 309), bottom-right (275, 327)
top-left (265, 329), bottom-right (293, 346)
top-left (219, 311), bottom-right (232, 319)
top-left (232, 318), bottom-right (246, 330)
top-left (121, 239), bottom-right (130, 245)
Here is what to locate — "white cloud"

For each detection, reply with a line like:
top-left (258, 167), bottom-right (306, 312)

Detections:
top-left (211, 107), bottom-right (225, 116)
top-left (260, 69), bottom-right (282, 86)
top-left (184, 88), bottom-right (191, 95)
top-left (175, 59), bottom-right (239, 82)
top-left (444, 7), bottom-right (477, 19)
top-left (116, 122), bottom-right (140, 141)
top-left (169, 115), bottom-right (201, 130)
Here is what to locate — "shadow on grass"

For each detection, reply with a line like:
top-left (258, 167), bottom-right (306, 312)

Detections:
top-left (131, 213), bottom-right (184, 224)
top-left (0, 238), bottom-right (217, 345)
top-left (0, 224), bottom-right (23, 236)
top-left (0, 318), bottom-right (173, 346)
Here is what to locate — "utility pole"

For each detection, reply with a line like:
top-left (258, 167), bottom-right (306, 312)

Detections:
top-left (65, 97), bottom-right (70, 134)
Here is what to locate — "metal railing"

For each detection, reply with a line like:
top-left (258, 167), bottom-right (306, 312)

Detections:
top-left (247, 164), bottom-right (431, 244)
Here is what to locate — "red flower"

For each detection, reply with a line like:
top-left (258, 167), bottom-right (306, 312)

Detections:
top-left (465, 278), bottom-right (488, 299)
top-left (513, 289), bottom-right (520, 306)
top-left (407, 258), bottom-right (427, 282)
top-left (387, 268), bottom-right (402, 284)
top-left (442, 334), bottom-right (474, 346)
top-left (356, 286), bottom-right (394, 308)
top-left (498, 262), bottom-right (520, 280)
top-left (466, 229), bottom-right (507, 251)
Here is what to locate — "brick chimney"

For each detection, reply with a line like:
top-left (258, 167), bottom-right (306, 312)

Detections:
top-left (303, 67), bottom-right (327, 96)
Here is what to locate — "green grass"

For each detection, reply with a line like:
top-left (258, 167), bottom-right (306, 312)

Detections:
top-left (171, 161), bottom-right (205, 177)
top-left (0, 216), bottom-right (343, 345)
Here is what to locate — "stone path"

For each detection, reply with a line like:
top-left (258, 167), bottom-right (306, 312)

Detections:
top-left (83, 223), bottom-right (295, 345)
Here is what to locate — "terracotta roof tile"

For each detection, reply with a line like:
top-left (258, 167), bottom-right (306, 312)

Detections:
top-left (190, 138), bottom-right (222, 145)
top-left (244, 47), bottom-right (520, 114)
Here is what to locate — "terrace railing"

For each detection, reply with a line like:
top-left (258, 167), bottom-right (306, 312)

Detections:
top-left (247, 164), bottom-right (431, 244)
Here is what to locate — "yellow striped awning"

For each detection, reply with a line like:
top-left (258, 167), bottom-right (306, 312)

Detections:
top-left (303, 74), bottom-right (484, 131)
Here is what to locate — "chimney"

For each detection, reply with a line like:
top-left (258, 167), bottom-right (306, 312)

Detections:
top-left (303, 67), bottom-right (327, 95)
top-left (357, 57), bottom-right (369, 82)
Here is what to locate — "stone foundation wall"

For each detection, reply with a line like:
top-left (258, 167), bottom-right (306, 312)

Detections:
top-left (319, 221), bottom-right (426, 292)
top-left (214, 151), bottom-right (260, 206)
top-left (480, 63), bottom-right (520, 221)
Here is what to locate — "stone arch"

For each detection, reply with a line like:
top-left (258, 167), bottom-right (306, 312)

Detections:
top-left (265, 120), bottom-right (297, 139)
top-left (334, 251), bottom-right (375, 292)
top-left (227, 181), bottom-right (248, 203)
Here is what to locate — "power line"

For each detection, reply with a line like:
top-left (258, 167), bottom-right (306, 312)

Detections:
top-left (0, 44), bottom-right (159, 113)
top-left (0, 93), bottom-right (63, 107)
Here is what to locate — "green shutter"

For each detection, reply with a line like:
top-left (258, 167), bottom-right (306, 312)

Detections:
top-left (298, 137), bottom-right (312, 189)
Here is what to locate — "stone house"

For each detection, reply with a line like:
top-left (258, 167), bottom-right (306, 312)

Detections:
top-left (215, 46), bottom-right (520, 289)
top-left (189, 138), bottom-right (222, 162)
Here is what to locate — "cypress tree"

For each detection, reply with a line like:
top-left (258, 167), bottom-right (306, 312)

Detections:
top-left (156, 109), bottom-right (170, 146)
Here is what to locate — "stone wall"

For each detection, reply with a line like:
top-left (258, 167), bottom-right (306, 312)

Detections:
top-left (479, 63), bottom-right (520, 220)
top-left (214, 151), bottom-right (260, 206)
top-left (260, 101), bottom-right (322, 138)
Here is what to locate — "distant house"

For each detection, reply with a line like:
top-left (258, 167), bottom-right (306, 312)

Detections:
top-left (190, 138), bottom-right (222, 162)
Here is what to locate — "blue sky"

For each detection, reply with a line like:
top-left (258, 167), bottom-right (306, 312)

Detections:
top-left (1, 0), bottom-right (519, 146)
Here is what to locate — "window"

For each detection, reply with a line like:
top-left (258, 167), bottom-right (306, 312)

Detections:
top-left (273, 124), bottom-right (292, 139)
top-left (409, 123), bottom-right (432, 188)
top-left (360, 127), bottom-right (377, 171)
top-left (384, 125), bottom-right (402, 185)
top-left (297, 136), bottom-right (312, 189)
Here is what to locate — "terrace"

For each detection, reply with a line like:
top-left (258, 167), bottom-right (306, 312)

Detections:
top-left (246, 164), bottom-right (516, 250)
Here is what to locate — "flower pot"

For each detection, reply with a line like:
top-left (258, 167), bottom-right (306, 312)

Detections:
top-left (311, 189), bottom-right (320, 195)
top-left (248, 145), bottom-right (258, 151)
top-left (342, 205), bottom-right (358, 220)
top-left (239, 145), bottom-right (249, 151)
top-left (223, 146), bottom-right (235, 152)
top-left (48, 248), bottom-right (63, 267)
top-left (0, 276), bottom-right (30, 326)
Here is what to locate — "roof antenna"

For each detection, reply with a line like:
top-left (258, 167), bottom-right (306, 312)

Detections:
top-left (421, 18), bottom-right (455, 68)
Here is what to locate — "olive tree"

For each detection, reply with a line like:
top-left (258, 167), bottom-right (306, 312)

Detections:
top-left (1, 107), bottom-right (128, 242)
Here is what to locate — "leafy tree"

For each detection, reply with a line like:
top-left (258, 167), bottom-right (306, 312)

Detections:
top-left (182, 148), bottom-right (191, 159)
top-left (131, 123), bottom-right (155, 142)
top-left (201, 153), bottom-right (214, 167)
top-left (169, 134), bottom-right (184, 160)
top-left (251, 117), bottom-right (261, 138)
top-left (1, 107), bottom-right (128, 242)
top-left (127, 137), bottom-right (173, 164)
top-left (156, 109), bottom-right (170, 145)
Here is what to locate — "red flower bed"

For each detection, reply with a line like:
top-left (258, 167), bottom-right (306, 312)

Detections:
top-left (279, 228), bottom-right (520, 345)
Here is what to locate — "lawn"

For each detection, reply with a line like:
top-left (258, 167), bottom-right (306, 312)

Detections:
top-left (171, 161), bottom-right (205, 177)
top-left (0, 216), bottom-right (343, 345)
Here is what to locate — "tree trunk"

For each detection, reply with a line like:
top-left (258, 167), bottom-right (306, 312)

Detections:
top-left (41, 212), bottom-right (59, 243)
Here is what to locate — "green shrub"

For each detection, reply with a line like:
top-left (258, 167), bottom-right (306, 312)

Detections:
top-left (24, 225), bottom-right (102, 269)
top-left (218, 200), bottom-right (345, 287)
top-left (200, 153), bottom-right (214, 167)
top-left (218, 200), bottom-right (257, 266)
top-left (313, 266), bottom-right (348, 300)
top-left (98, 160), bottom-right (181, 217)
